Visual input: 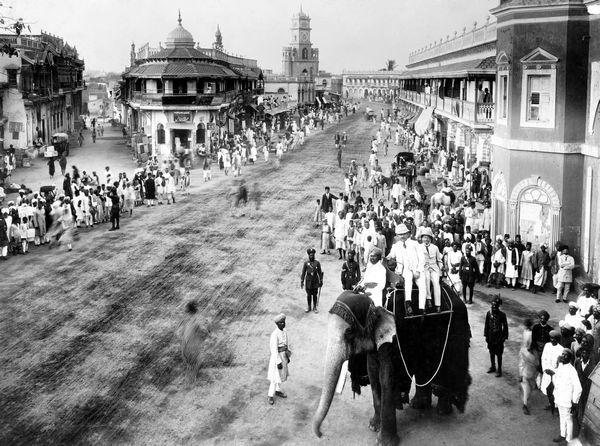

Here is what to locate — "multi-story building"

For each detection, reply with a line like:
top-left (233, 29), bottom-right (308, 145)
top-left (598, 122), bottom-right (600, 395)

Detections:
top-left (119, 13), bottom-right (261, 156)
top-left (342, 70), bottom-right (404, 101)
top-left (264, 8), bottom-right (318, 105)
top-left (0, 32), bottom-right (85, 150)
top-left (84, 80), bottom-right (111, 117)
top-left (394, 0), bottom-right (600, 284)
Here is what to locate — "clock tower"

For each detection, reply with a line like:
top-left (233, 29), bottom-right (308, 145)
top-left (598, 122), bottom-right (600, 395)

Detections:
top-left (282, 8), bottom-right (319, 78)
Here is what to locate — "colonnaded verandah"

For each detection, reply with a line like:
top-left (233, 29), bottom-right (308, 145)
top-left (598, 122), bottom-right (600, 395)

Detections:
top-left (1, 1), bottom-right (599, 446)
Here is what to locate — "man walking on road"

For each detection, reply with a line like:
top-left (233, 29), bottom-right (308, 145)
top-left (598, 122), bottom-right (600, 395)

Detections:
top-left (59, 153), bottom-right (67, 176)
top-left (300, 248), bottom-right (323, 313)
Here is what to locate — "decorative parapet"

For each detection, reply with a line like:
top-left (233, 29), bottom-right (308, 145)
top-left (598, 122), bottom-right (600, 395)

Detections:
top-left (408, 18), bottom-right (496, 66)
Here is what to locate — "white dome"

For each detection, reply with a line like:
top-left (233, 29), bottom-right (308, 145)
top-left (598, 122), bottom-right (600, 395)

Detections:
top-left (165, 13), bottom-right (194, 48)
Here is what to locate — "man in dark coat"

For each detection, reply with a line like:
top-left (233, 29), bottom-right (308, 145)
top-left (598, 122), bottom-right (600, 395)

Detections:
top-left (575, 346), bottom-right (596, 424)
top-left (320, 186), bottom-right (336, 214)
top-left (341, 249), bottom-right (361, 290)
top-left (300, 248), bottom-right (323, 313)
top-left (0, 208), bottom-right (8, 260)
top-left (144, 173), bottom-right (156, 206)
top-left (484, 296), bottom-right (509, 377)
top-left (460, 245), bottom-right (479, 304)
top-left (532, 310), bottom-right (554, 358)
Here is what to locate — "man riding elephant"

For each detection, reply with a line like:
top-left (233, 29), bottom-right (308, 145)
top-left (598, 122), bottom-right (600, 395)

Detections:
top-left (313, 282), bottom-right (471, 446)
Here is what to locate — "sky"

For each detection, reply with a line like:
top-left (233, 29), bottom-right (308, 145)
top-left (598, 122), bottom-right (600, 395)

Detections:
top-left (10, 0), bottom-right (499, 74)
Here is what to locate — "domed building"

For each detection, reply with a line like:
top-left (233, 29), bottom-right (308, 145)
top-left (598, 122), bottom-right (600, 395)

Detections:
top-left (120, 12), bottom-right (261, 157)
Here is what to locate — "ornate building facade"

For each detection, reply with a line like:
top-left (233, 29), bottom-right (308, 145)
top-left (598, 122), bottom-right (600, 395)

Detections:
top-left (393, 0), bottom-right (600, 284)
top-left (119, 13), bottom-right (261, 156)
top-left (0, 32), bottom-right (85, 150)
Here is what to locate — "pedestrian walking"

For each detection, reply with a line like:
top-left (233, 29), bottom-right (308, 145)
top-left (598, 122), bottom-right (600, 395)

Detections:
top-left (519, 318), bottom-right (538, 415)
top-left (550, 348), bottom-right (581, 444)
top-left (484, 297), bottom-right (509, 377)
top-left (541, 330), bottom-right (564, 413)
top-left (300, 248), bottom-right (323, 313)
top-left (58, 153), bottom-right (67, 176)
top-left (460, 245), bottom-right (479, 304)
top-left (47, 157), bottom-right (56, 179)
top-left (267, 313), bottom-right (291, 405)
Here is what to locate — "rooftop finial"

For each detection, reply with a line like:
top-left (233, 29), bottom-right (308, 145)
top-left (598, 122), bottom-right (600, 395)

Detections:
top-left (178, 9), bottom-right (182, 25)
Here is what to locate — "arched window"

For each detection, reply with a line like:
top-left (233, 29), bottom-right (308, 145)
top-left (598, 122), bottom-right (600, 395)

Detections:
top-left (277, 88), bottom-right (286, 94)
top-left (518, 187), bottom-right (551, 247)
top-left (302, 48), bottom-right (308, 60)
top-left (196, 123), bottom-right (205, 144)
top-left (157, 124), bottom-right (165, 144)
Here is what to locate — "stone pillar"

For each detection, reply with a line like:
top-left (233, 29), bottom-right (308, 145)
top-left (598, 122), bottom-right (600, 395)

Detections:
top-left (508, 199), bottom-right (518, 236)
top-left (550, 207), bottom-right (561, 249)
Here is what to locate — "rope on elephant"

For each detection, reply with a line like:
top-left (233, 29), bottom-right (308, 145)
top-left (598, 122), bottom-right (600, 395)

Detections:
top-left (392, 290), bottom-right (453, 387)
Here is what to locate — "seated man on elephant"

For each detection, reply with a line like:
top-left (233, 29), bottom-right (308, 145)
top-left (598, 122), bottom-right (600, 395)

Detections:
top-left (386, 223), bottom-right (428, 312)
top-left (356, 247), bottom-right (387, 307)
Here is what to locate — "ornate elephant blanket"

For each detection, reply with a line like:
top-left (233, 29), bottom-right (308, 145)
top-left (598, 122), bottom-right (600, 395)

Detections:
top-left (388, 281), bottom-right (472, 403)
top-left (329, 291), bottom-right (376, 395)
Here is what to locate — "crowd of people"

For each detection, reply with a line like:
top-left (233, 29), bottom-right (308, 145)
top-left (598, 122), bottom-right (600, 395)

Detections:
top-left (1, 100), bottom-right (360, 262)
top-left (304, 103), bottom-right (599, 443)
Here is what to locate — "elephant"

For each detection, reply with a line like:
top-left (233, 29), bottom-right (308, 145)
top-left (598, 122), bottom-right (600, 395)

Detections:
top-left (313, 283), bottom-right (471, 446)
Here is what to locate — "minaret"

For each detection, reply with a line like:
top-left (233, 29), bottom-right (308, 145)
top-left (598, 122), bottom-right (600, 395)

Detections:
top-left (214, 25), bottom-right (223, 51)
top-left (130, 42), bottom-right (135, 66)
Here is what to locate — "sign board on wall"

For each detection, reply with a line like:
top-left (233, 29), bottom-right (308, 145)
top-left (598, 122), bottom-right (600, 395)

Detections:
top-left (173, 112), bottom-right (191, 123)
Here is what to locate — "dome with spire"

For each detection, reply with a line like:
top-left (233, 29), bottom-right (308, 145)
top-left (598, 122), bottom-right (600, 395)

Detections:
top-left (165, 10), bottom-right (195, 48)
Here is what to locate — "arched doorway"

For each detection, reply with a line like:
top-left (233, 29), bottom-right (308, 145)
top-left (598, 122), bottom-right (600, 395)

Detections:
top-left (509, 176), bottom-right (561, 249)
top-left (516, 187), bottom-right (552, 247)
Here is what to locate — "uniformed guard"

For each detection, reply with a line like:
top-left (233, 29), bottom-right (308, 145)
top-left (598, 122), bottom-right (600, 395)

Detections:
top-left (301, 248), bottom-right (324, 313)
top-left (341, 249), bottom-right (361, 290)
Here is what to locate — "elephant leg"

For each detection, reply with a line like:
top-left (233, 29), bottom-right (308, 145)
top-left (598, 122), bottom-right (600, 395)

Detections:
top-left (410, 385), bottom-right (432, 410)
top-left (436, 389), bottom-right (453, 415)
top-left (367, 351), bottom-right (381, 433)
top-left (377, 343), bottom-right (400, 446)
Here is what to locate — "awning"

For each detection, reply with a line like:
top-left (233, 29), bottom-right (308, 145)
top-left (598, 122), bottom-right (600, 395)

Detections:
top-left (407, 109), bottom-right (422, 125)
top-left (414, 106), bottom-right (434, 136)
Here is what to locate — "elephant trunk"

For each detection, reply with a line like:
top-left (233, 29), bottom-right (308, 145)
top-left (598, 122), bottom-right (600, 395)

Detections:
top-left (313, 339), bottom-right (348, 438)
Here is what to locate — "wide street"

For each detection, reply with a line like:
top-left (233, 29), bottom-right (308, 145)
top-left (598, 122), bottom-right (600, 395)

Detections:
top-left (0, 104), bottom-right (566, 445)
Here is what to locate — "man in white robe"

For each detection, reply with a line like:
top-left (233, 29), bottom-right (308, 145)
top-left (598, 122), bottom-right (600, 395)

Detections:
top-left (267, 313), bottom-right (291, 405)
top-left (359, 247), bottom-right (387, 307)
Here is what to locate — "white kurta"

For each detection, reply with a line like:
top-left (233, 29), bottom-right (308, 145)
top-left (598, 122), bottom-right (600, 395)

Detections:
top-left (361, 261), bottom-right (387, 307)
top-left (505, 248), bottom-right (519, 279)
top-left (267, 328), bottom-right (290, 384)
top-left (540, 342), bottom-right (564, 395)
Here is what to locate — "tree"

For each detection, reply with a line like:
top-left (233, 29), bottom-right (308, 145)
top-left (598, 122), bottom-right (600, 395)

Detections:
top-left (385, 59), bottom-right (397, 71)
top-left (0, 4), bottom-right (32, 57)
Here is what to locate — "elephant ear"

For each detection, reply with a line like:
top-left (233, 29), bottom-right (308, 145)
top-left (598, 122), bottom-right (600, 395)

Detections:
top-left (373, 306), bottom-right (396, 349)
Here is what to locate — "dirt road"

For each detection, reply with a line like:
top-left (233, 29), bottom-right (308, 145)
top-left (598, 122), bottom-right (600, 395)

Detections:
top-left (1, 105), bottom-right (558, 445)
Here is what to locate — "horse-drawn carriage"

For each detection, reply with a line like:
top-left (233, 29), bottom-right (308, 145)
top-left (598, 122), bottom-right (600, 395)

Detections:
top-left (395, 151), bottom-right (415, 176)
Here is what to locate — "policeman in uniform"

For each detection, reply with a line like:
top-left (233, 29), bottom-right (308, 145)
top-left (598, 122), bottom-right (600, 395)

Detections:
top-left (301, 248), bottom-right (324, 313)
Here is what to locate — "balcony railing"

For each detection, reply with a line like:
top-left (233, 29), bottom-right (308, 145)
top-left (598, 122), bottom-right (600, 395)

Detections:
top-left (130, 90), bottom-right (241, 107)
top-left (397, 88), bottom-right (494, 125)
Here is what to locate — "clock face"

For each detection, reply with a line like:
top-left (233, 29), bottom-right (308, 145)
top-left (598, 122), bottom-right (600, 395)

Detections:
top-left (300, 31), bottom-right (309, 42)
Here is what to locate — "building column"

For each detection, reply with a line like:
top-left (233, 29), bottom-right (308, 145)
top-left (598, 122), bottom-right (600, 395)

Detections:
top-left (550, 208), bottom-right (561, 249)
top-left (508, 199), bottom-right (518, 236)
